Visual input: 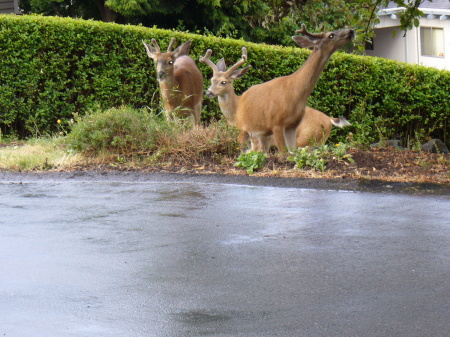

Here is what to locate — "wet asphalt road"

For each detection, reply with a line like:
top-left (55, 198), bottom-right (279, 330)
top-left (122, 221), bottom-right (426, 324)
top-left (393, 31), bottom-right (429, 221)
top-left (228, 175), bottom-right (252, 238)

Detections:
top-left (0, 173), bottom-right (449, 336)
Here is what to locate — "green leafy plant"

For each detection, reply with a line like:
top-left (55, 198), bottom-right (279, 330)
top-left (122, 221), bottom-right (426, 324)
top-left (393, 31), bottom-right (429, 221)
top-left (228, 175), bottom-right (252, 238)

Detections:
top-left (288, 143), bottom-right (354, 172)
top-left (234, 151), bottom-right (267, 174)
top-left (288, 146), bottom-right (327, 172)
top-left (333, 142), bottom-right (355, 162)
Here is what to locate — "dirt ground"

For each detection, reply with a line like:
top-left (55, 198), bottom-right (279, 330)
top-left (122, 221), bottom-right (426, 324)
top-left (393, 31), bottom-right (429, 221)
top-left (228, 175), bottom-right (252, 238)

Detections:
top-left (82, 147), bottom-right (448, 182)
top-left (1, 141), bottom-right (449, 194)
top-left (51, 146), bottom-right (448, 194)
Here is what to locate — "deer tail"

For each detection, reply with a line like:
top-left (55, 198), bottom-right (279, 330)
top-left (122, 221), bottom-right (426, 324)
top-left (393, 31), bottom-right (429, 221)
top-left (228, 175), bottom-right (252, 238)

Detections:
top-left (331, 117), bottom-right (351, 128)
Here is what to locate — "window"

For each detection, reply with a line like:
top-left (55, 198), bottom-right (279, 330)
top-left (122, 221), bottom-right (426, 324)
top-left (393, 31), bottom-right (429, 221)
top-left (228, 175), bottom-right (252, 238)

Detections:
top-left (420, 27), bottom-right (444, 57)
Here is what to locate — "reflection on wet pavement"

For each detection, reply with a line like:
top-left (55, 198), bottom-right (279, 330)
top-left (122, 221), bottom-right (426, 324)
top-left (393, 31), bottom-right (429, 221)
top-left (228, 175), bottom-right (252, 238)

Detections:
top-left (0, 180), bottom-right (449, 337)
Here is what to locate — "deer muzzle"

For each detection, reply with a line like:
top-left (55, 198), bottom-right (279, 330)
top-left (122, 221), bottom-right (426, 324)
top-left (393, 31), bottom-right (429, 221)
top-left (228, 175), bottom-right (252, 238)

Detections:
top-left (348, 29), bottom-right (355, 40)
top-left (205, 90), bottom-right (216, 99)
top-left (157, 71), bottom-right (167, 80)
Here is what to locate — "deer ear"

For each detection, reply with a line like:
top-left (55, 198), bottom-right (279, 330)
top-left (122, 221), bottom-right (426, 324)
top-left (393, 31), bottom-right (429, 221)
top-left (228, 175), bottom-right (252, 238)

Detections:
top-left (229, 66), bottom-right (251, 80)
top-left (172, 40), bottom-right (192, 58)
top-left (217, 58), bottom-right (227, 72)
top-left (292, 35), bottom-right (317, 50)
top-left (143, 41), bottom-right (159, 61)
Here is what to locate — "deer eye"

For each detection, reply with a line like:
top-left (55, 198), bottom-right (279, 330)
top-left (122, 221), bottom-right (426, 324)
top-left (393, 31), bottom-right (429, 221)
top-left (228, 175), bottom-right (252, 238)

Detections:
top-left (168, 60), bottom-right (174, 65)
top-left (221, 81), bottom-right (227, 85)
top-left (329, 33), bottom-right (335, 39)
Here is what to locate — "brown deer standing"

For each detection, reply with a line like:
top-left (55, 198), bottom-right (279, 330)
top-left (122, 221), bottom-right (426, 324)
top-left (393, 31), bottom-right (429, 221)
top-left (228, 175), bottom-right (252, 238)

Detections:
top-left (200, 47), bottom-right (351, 150)
top-left (200, 47), bottom-right (250, 126)
top-left (143, 38), bottom-right (204, 124)
top-left (234, 24), bottom-right (354, 152)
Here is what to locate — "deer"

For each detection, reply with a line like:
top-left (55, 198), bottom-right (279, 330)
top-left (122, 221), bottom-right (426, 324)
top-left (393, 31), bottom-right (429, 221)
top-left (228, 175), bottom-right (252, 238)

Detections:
top-left (143, 37), bottom-right (204, 124)
top-left (199, 47), bottom-right (251, 126)
top-left (200, 47), bottom-right (351, 150)
top-left (234, 24), bottom-right (355, 152)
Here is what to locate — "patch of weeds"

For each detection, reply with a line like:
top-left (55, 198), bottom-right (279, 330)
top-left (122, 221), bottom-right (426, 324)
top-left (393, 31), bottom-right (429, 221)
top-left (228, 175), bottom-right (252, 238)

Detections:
top-left (333, 143), bottom-right (355, 163)
top-left (288, 147), bottom-right (327, 172)
top-left (234, 151), bottom-right (267, 174)
top-left (288, 143), bottom-right (354, 172)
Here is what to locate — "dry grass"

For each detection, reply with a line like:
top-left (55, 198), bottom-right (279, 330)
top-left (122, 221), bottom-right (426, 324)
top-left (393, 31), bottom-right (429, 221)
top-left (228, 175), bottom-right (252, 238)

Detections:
top-left (146, 121), bottom-right (240, 166)
top-left (1, 118), bottom-right (449, 186)
top-left (0, 138), bottom-right (81, 171)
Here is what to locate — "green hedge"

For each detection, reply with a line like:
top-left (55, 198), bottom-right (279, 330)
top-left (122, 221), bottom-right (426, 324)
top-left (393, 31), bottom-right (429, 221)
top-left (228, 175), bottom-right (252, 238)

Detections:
top-left (1, 14), bottom-right (449, 147)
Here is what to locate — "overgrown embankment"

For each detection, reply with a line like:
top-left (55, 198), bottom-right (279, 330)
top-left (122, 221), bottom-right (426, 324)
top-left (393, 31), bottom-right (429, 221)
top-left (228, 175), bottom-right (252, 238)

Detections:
top-left (1, 14), bottom-right (449, 148)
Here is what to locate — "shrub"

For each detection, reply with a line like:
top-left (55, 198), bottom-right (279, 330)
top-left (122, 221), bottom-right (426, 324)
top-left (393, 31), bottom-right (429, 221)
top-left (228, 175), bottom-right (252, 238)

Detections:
top-left (66, 106), bottom-right (240, 168)
top-left (66, 106), bottom-right (169, 155)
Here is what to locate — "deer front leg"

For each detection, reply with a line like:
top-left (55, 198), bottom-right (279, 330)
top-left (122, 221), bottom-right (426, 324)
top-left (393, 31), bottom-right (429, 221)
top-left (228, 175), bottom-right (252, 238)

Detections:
top-left (247, 132), bottom-right (270, 153)
top-left (238, 130), bottom-right (250, 152)
top-left (193, 100), bottom-right (202, 125)
top-left (256, 135), bottom-right (271, 153)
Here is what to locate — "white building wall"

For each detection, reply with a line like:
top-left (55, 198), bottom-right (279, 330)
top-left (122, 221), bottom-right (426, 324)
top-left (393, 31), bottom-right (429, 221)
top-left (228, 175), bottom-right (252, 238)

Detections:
top-left (369, 14), bottom-right (450, 70)
top-left (0, 0), bottom-right (19, 14)
top-left (366, 26), bottom-right (408, 62)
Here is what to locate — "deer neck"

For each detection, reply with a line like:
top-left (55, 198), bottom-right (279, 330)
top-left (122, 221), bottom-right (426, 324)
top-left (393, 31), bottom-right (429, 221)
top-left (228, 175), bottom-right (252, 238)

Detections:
top-left (159, 75), bottom-right (177, 91)
top-left (291, 49), bottom-right (331, 105)
top-left (159, 76), bottom-right (183, 106)
top-left (217, 91), bottom-right (240, 125)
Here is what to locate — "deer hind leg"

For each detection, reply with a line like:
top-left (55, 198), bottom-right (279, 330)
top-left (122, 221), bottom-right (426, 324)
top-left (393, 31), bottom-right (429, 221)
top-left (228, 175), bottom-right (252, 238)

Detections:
top-left (272, 126), bottom-right (287, 152)
top-left (285, 127), bottom-right (297, 152)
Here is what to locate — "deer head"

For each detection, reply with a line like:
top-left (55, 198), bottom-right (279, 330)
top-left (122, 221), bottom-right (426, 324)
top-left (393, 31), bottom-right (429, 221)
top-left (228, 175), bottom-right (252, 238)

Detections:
top-left (143, 37), bottom-right (192, 81)
top-left (200, 47), bottom-right (251, 99)
top-left (292, 24), bottom-right (354, 54)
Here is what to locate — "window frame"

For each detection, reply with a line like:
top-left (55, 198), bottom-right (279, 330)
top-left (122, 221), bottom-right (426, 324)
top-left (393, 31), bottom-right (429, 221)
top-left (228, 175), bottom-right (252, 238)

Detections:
top-left (420, 26), bottom-right (445, 58)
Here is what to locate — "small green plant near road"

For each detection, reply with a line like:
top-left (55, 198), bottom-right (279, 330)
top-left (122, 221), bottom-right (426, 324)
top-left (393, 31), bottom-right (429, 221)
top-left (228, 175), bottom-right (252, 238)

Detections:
top-left (234, 151), bottom-right (267, 174)
top-left (332, 142), bottom-right (355, 162)
top-left (288, 143), bottom-right (354, 172)
top-left (288, 147), bottom-right (327, 172)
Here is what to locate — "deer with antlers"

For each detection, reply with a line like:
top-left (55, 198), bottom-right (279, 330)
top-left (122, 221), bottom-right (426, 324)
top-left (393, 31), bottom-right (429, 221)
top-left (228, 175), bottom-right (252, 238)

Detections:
top-left (199, 47), bottom-right (250, 126)
top-left (200, 47), bottom-right (351, 150)
top-left (143, 38), bottom-right (204, 124)
top-left (234, 24), bottom-right (354, 152)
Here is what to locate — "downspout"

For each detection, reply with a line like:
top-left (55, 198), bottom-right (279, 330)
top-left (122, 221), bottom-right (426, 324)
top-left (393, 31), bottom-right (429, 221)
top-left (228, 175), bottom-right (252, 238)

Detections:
top-left (404, 33), bottom-right (408, 63)
top-left (415, 25), bottom-right (420, 65)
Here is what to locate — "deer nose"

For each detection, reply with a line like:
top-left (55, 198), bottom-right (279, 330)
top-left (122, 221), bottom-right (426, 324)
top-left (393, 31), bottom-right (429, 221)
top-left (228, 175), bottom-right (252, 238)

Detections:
top-left (348, 29), bottom-right (355, 39)
top-left (157, 71), bottom-right (166, 80)
top-left (205, 90), bottom-right (216, 99)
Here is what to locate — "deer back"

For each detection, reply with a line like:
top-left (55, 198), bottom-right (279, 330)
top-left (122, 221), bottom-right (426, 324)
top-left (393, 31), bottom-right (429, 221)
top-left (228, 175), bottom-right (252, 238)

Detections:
top-left (172, 55), bottom-right (204, 109)
top-left (296, 107), bottom-right (333, 147)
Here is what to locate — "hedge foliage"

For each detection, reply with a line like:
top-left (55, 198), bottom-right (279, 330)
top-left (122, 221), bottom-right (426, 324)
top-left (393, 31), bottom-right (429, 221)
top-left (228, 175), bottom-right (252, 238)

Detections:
top-left (0, 14), bottom-right (449, 147)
